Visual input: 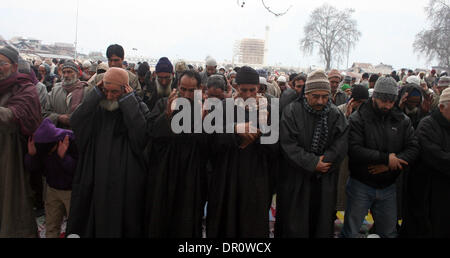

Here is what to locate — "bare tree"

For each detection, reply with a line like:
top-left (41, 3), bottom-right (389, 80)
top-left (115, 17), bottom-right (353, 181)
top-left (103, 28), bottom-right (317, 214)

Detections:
top-left (300, 4), bottom-right (361, 71)
top-left (237, 0), bottom-right (292, 17)
top-left (413, 0), bottom-right (450, 69)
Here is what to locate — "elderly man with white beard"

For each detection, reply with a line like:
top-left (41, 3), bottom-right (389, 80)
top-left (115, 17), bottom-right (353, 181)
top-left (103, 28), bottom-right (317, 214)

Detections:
top-left (67, 67), bottom-right (150, 238)
top-left (44, 61), bottom-right (88, 129)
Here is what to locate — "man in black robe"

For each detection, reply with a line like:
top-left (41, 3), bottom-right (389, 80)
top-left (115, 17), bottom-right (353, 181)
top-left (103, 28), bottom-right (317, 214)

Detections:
top-left (276, 70), bottom-right (349, 238)
top-left (67, 68), bottom-right (150, 238)
top-left (144, 70), bottom-right (209, 238)
top-left (401, 88), bottom-right (450, 238)
top-left (207, 66), bottom-right (278, 238)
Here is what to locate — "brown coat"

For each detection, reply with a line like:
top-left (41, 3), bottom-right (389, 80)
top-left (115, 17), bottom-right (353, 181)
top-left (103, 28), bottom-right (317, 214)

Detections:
top-left (0, 91), bottom-right (37, 238)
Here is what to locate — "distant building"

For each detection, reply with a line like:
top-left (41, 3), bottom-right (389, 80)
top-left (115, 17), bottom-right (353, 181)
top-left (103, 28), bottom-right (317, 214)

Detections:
top-left (432, 66), bottom-right (449, 74)
top-left (3, 36), bottom-right (76, 59)
top-left (53, 42), bottom-right (75, 56)
top-left (235, 38), bottom-right (265, 65)
top-left (350, 62), bottom-right (376, 74)
top-left (349, 62), bottom-right (394, 75)
top-left (374, 63), bottom-right (394, 75)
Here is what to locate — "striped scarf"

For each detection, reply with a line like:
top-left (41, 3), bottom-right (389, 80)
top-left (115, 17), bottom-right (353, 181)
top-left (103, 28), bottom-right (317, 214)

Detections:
top-left (302, 98), bottom-right (331, 155)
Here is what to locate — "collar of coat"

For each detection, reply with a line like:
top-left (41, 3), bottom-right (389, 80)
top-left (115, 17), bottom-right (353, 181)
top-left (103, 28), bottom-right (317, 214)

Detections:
top-left (356, 98), bottom-right (405, 123)
top-left (432, 109), bottom-right (450, 129)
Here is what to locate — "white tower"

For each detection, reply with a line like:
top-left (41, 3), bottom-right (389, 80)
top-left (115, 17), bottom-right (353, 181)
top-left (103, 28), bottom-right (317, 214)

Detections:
top-left (264, 26), bottom-right (270, 66)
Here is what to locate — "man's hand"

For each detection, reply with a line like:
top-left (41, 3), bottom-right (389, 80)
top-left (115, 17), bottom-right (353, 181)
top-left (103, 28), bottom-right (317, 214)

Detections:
top-left (57, 135), bottom-right (70, 159)
top-left (167, 89), bottom-right (178, 118)
top-left (28, 136), bottom-right (37, 156)
top-left (316, 156), bottom-right (332, 174)
top-left (398, 92), bottom-right (408, 110)
top-left (124, 84), bottom-right (133, 94)
top-left (368, 164), bottom-right (390, 175)
top-left (58, 114), bottom-right (71, 126)
top-left (388, 153), bottom-right (409, 171)
top-left (224, 84), bottom-right (233, 98)
top-left (236, 122), bottom-right (261, 149)
top-left (421, 92), bottom-right (432, 114)
top-left (345, 98), bottom-right (354, 117)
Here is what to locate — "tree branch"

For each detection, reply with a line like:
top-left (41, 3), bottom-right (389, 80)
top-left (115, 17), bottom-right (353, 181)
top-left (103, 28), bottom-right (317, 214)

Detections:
top-left (261, 0), bottom-right (292, 17)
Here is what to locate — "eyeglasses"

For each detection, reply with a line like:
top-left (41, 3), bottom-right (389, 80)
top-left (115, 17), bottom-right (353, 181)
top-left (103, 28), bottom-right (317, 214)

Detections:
top-left (0, 61), bottom-right (11, 67)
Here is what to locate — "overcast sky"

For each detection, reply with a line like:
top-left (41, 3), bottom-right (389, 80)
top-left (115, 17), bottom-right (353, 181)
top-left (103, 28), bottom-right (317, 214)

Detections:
top-left (1, 0), bottom-right (434, 70)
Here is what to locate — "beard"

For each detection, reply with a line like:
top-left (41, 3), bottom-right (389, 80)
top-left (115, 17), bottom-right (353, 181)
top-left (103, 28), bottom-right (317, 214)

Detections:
top-left (0, 68), bottom-right (13, 81)
top-left (99, 99), bottom-right (120, 111)
top-left (62, 77), bottom-right (78, 86)
top-left (405, 105), bottom-right (419, 115)
top-left (156, 78), bottom-right (172, 97)
top-left (373, 100), bottom-right (391, 116)
top-left (312, 104), bottom-right (326, 111)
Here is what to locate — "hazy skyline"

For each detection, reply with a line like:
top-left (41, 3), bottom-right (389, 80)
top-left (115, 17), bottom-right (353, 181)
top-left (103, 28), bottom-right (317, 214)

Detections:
top-left (1, 0), bottom-right (436, 70)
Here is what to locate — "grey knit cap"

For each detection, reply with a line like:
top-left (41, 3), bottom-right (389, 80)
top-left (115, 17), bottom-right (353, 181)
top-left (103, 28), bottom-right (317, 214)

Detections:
top-left (207, 74), bottom-right (227, 91)
top-left (0, 45), bottom-right (19, 64)
top-left (374, 77), bottom-right (398, 96)
top-left (206, 58), bottom-right (217, 67)
top-left (305, 70), bottom-right (331, 94)
top-left (62, 61), bottom-right (79, 74)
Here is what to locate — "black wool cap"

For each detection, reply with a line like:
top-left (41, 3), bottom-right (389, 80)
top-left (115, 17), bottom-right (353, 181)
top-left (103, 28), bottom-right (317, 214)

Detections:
top-left (236, 66), bottom-right (259, 85)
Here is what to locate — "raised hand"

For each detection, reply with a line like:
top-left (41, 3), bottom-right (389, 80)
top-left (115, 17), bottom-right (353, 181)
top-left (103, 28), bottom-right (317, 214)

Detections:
top-left (345, 98), bottom-right (354, 118)
top-left (421, 92), bottom-right (432, 114)
top-left (224, 84), bottom-right (233, 98)
top-left (399, 92), bottom-right (409, 110)
top-left (124, 84), bottom-right (133, 94)
top-left (28, 136), bottom-right (37, 156)
top-left (167, 89), bottom-right (179, 118)
top-left (57, 135), bottom-right (70, 159)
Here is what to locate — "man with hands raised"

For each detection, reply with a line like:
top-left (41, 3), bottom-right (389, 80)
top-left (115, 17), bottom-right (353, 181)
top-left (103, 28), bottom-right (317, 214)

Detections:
top-left (67, 67), bottom-right (150, 238)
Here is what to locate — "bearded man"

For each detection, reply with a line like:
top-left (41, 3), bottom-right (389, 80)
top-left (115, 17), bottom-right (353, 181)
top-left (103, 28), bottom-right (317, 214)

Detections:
top-left (44, 61), bottom-right (88, 129)
top-left (67, 67), bottom-right (150, 238)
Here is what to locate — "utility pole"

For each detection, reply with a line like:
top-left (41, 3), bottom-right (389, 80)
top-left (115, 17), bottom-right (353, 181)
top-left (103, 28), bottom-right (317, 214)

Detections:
top-left (74, 0), bottom-right (79, 60)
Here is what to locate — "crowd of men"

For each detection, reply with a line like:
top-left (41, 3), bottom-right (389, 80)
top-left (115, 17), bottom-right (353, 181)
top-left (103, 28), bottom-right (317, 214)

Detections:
top-left (0, 43), bottom-right (449, 238)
